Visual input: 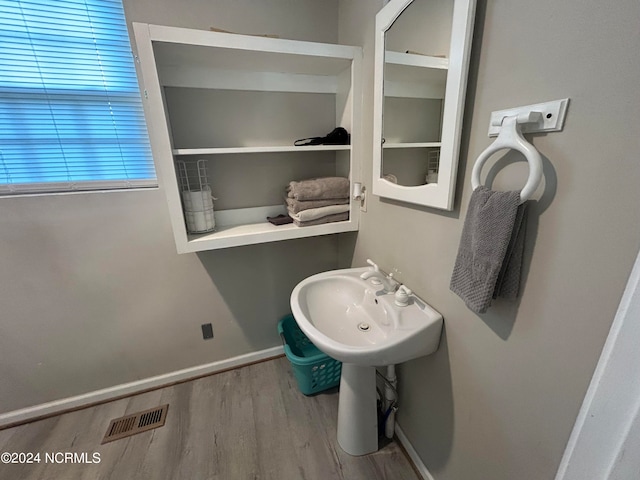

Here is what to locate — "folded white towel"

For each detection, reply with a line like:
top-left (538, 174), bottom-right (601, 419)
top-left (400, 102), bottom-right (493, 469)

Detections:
top-left (288, 203), bottom-right (349, 222)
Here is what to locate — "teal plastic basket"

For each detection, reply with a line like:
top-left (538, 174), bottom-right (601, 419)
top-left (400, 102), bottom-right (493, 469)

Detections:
top-left (278, 314), bottom-right (341, 395)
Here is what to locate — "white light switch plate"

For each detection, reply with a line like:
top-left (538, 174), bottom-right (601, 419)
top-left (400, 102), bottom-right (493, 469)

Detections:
top-left (488, 98), bottom-right (570, 136)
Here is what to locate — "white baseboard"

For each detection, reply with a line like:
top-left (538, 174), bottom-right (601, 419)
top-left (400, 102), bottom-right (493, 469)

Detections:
top-left (396, 423), bottom-right (435, 480)
top-left (0, 346), bottom-right (284, 428)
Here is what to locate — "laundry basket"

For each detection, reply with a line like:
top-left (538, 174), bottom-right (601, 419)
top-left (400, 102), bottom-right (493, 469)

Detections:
top-left (278, 314), bottom-right (341, 395)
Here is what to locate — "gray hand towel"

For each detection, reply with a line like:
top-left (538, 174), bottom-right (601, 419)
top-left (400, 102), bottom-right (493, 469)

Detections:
top-left (493, 201), bottom-right (529, 299)
top-left (285, 196), bottom-right (349, 214)
top-left (287, 177), bottom-right (349, 201)
top-left (450, 186), bottom-right (528, 314)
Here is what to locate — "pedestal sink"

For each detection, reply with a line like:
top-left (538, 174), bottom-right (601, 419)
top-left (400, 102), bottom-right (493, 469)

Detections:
top-left (290, 266), bottom-right (443, 456)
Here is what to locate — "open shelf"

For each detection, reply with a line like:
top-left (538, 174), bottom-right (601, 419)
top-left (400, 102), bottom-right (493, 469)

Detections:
top-left (182, 204), bottom-right (357, 251)
top-left (383, 142), bottom-right (441, 149)
top-left (150, 26), bottom-right (355, 93)
top-left (173, 145), bottom-right (351, 156)
top-left (133, 23), bottom-right (362, 252)
top-left (185, 218), bottom-right (358, 252)
top-left (150, 25), bottom-right (356, 76)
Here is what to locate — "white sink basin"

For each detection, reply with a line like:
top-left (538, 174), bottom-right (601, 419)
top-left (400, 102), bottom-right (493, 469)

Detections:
top-left (290, 266), bottom-right (443, 366)
top-left (290, 266), bottom-right (444, 456)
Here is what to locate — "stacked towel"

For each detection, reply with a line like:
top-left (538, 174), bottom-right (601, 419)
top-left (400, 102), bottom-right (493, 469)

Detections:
top-left (286, 196), bottom-right (349, 214)
top-left (287, 176), bottom-right (350, 201)
top-left (285, 177), bottom-right (350, 227)
top-left (449, 186), bottom-right (529, 314)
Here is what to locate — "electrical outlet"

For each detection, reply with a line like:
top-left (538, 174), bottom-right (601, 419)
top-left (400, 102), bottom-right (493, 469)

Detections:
top-left (201, 323), bottom-right (214, 340)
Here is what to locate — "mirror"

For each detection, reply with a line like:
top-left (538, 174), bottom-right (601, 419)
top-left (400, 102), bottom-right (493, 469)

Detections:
top-left (372, 0), bottom-right (476, 209)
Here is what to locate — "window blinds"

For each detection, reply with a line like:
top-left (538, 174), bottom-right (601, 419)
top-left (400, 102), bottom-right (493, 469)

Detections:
top-left (0, 0), bottom-right (156, 194)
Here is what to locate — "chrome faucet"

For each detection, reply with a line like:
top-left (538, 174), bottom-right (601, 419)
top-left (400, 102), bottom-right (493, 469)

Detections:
top-left (360, 259), bottom-right (398, 293)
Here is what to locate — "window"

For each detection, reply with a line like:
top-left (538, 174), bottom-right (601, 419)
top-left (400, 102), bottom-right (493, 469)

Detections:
top-left (0, 0), bottom-right (156, 194)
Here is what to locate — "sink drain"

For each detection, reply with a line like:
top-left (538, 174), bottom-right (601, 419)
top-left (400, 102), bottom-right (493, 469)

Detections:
top-left (357, 322), bottom-right (371, 332)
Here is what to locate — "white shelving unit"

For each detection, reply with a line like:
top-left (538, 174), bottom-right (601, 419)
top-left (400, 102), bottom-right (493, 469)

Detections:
top-left (133, 24), bottom-right (362, 253)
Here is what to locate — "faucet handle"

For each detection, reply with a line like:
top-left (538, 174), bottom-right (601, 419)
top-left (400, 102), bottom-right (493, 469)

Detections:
top-left (366, 259), bottom-right (379, 271)
top-left (397, 285), bottom-right (411, 295)
top-left (394, 285), bottom-right (412, 306)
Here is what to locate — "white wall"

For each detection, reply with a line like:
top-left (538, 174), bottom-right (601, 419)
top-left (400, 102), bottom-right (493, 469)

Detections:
top-left (340, 0), bottom-right (640, 478)
top-left (0, 0), bottom-right (340, 415)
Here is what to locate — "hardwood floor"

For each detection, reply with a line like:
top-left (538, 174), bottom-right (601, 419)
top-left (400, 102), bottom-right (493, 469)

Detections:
top-left (0, 357), bottom-right (420, 480)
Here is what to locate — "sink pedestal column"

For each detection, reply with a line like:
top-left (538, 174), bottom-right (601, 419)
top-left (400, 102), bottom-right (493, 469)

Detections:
top-left (337, 364), bottom-right (378, 455)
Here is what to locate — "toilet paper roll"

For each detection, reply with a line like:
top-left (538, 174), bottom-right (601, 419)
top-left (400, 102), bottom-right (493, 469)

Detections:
top-left (182, 188), bottom-right (213, 212)
top-left (182, 187), bottom-right (215, 233)
top-left (185, 209), bottom-right (215, 233)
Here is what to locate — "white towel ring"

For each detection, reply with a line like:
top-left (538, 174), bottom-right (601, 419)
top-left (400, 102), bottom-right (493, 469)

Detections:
top-left (471, 115), bottom-right (543, 204)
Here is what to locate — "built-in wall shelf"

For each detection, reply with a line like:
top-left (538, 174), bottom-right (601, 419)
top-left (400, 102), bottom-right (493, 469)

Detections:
top-left (177, 204), bottom-right (358, 251)
top-left (383, 142), bottom-right (441, 149)
top-left (186, 218), bottom-right (358, 252)
top-left (133, 23), bottom-right (362, 253)
top-left (172, 145), bottom-right (351, 156)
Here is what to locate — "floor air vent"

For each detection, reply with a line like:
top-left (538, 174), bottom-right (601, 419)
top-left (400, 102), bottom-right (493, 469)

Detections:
top-left (102, 404), bottom-right (169, 444)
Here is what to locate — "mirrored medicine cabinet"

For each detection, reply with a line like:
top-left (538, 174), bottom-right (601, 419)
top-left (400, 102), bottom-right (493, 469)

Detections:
top-left (372, 0), bottom-right (476, 209)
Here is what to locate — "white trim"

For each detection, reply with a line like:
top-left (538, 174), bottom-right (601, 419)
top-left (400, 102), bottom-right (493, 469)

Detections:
top-left (0, 186), bottom-right (158, 199)
top-left (555, 247), bottom-right (640, 479)
top-left (371, 0), bottom-right (476, 210)
top-left (396, 423), bottom-right (435, 480)
top-left (0, 346), bottom-right (284, 428)
top-left (146, 23), bottom-right (357, 60)
top-left (0, 179), bottom-right (158, 196)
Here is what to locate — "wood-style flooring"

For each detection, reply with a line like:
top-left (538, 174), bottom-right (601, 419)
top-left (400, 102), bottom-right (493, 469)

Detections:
top-left (0, 357), bottom-right (420, 479)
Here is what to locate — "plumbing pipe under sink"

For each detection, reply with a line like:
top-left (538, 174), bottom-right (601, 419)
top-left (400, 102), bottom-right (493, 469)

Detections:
top-left (384, 364), bottom-right (397, 439)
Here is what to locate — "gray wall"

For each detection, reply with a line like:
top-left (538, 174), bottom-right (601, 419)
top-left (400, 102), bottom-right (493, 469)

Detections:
top-left (0, 0), bottom-right (340, 414)
top-left (340, 0), bottom-right (640, 479)
top-left (3, 1), bottom-right (640, 479)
